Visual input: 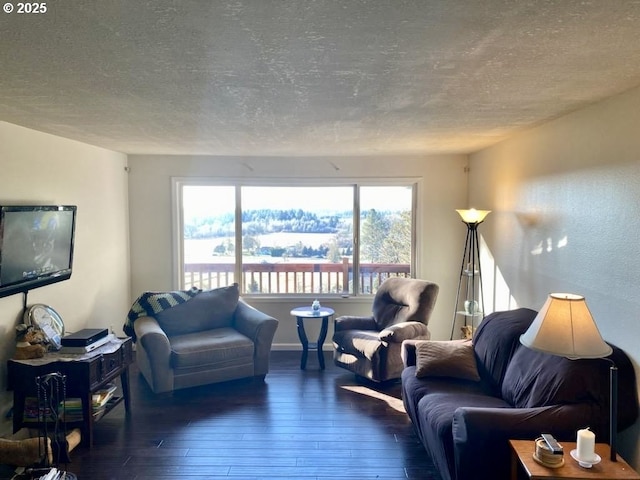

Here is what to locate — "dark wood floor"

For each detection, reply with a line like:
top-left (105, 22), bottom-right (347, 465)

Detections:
top-left (11, 352), bottom-right (442, 480)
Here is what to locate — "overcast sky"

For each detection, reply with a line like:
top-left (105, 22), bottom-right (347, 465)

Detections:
top-left (183, 185), bottom-right (412, 219)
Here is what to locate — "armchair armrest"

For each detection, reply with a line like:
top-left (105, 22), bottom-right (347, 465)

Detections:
top-left (452, 404), bottom-right (596, 480)
top-left (134, 316), bottom-right (173, 393)
top-left (379, 321), bottom-right (429, 343)
top-left (333, 315), bottom-right (377, 332)
top-left (234, 300), bottom-right (279, 376)
top-left (401, 339), bottom-right (421, 367)
top-left (134, 316), bottom-right (171, 356)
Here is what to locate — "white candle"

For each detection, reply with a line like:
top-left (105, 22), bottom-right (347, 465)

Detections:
top-left (577, 428), bottom-right (595, 461)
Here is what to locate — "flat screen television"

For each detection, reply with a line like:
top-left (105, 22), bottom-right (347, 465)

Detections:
top-left (0, 205), bottom-right (77, 299)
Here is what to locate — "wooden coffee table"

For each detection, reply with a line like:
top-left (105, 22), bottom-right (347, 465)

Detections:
top-left (510, 440), bottom-right (640, 480)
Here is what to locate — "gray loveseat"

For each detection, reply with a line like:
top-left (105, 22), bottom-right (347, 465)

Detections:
top-left (127, 284), bottom-right (278, 394)
top-left (401, 308), bottom-right (638, 480)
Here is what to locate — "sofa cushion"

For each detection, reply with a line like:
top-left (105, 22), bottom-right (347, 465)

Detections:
top-left (501, 345), bottom-right (608, 408)
top-left (155, 284), bottom-right (239, 336)
top-left (472, 308), bottom-right (537, 395)
top-left (415, 340), bottom-right (480, 382)
top-left (332, 330), bottom-right (383, 360)
top-left (170, 327), bottom-right (254, 369)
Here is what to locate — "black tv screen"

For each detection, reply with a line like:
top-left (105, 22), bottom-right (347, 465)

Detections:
top-left (0, 205), bottom-right (77, 298)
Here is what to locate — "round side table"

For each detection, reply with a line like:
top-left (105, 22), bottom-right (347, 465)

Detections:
top-left (290, 306), bottom-right (335, 370)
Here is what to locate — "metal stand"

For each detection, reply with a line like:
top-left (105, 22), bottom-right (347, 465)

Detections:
top-left (33, 373), bottom-right (77, 480)
top-left (450, 218), bottom-right (486, 340)
top-left (610, 363), bottom-right (618, 461)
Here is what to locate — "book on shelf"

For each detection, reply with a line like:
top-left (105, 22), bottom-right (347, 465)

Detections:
top-left (22, 397), bottom-right (57, 422)
top-left (60, 398), bottom-right (83, 422)
top-left (22, 397), bottom-right (81, 422)
top-left (61, 398), bottom-right (82, 408)
top-left (93, 396), bottom-right (120, 420)
top-left (92, 382), bottom-right (117, 408)
top-left (22, 390), bottom-right (120, 423)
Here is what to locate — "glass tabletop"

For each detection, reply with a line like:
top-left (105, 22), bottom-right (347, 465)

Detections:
top-left (290, 306), bottom-right (335, 318)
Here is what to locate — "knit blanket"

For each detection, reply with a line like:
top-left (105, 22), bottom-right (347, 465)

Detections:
top-left (123, 288), bottom-right (201, 341)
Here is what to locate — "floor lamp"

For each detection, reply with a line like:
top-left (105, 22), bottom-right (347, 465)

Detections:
top-left (451, 208), bottom-right (490, 339)
top-left (520, 293), bottom-right (618, 462)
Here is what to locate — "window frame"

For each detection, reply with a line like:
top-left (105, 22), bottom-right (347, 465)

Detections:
top-left (172, 177), bottom-right (420, 297)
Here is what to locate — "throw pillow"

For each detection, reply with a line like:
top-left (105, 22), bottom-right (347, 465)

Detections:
top-left (156, 283), bottom-right (239, 336)
top-left (415, 340), bottom-right (480, 381)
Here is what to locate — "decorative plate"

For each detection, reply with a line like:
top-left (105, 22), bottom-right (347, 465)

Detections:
top-left (24, 303), bottom-right (64, 349)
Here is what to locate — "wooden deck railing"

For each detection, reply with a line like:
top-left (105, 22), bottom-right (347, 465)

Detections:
top-left (184, 258), bottom-right (410, 294)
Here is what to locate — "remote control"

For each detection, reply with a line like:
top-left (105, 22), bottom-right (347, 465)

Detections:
top-left (541, 433), bottom-right (563, 455)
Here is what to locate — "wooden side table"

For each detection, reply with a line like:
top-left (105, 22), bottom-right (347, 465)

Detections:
top-left (510, 439), bottom-right (640, 480)
top-left (7, 337), bottom-right (133, 448)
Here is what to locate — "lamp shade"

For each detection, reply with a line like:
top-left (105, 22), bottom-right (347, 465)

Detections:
top-left (456, 209), bottom-right (491, 224)
top-left (520, 293), bottom-right (612, 359)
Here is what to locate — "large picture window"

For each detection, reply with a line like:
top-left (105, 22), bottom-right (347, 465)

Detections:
top-left (175, 180), bottom-right (416, 296)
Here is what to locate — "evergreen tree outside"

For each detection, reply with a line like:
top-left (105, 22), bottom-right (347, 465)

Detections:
top-left (327, 237), bottom-right (342, 263)
top-left (381, 210), bottom-right (411, 264)
top-left (360, 209), bottom-right (391, 263)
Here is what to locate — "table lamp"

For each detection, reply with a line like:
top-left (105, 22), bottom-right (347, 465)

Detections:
top-left (519, 293), bottom-right (618, 461)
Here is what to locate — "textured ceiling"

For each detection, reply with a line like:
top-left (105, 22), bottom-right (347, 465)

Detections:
top-left (2, 0), bottom-right (640, 156)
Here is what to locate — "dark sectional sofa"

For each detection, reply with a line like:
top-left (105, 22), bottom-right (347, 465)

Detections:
top-left (401, 308), bottom-right (638, 480)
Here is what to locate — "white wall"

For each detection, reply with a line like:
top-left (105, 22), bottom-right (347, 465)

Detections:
top-left (469, 85), bottom-right (640, 466)
top-left (0, 122), bottom-right (130, 436)
top-left (127, 154), bottom-right (468, 347)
